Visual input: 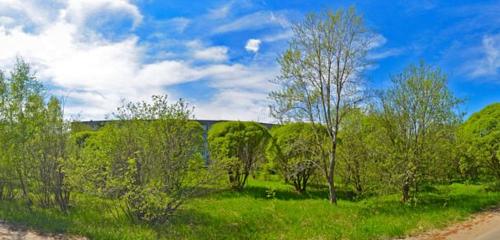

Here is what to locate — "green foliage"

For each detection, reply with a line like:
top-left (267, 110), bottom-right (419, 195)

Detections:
top-left (66, 124), bottom-right (122, 196)
top-left (208, 121), bottom-right (270, 190)
top-left (70, 122), bottom-right (95, 133)
top-left (337, 109), bottom-right (385, 196)
top-left (458, 103), bottom-right (500, 180)
top-left (0, 58), bottom-right (70, 211)
top-left (70, 130), bottom-right (97, 148)
top-left (486, 180), bottom-right (500, 192)
top-left (379, 61), bottom-right (462, 202)
top-left (68, 96), bottom-right (214, 224)
top-left (269, 6), bottom-right (372, 204)
top-left (267, 123), bottom-right (327, 193)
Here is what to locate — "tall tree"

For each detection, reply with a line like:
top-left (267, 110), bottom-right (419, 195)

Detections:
top-left (269, 7), bottom-right (372, 203)
top-left (379, 61), bottom-right (461, 202)
top-left (0, 59), bottom-right (44, 205)
top-left (44, 97), bottom-right (71, 211)
top-left (0, 59), bottom-right (71, 210)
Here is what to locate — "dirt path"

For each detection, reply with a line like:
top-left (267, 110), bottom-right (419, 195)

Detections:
top-left (0, 221), bottom-right (85, 240)
top-left (405, 206), bottom-right (500, 240)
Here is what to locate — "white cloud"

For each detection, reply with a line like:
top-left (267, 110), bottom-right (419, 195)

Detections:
top-left (245, 39), bottom-right (261, 53)
top-left (369, 34), bottom-right (387, 49)
top-left (207, 2), bottom-right (234, 19)
top-left (186, 40), bottom-right (229, 62)
top-left (213, 11), bottom-right (289, 34)
top-left (468, 35), bottom-right (500, 78)
top-left (367, 48), bottom-right (405, 60)
top-left (195, 90), bottom-right (272, 122)
top-left (0, 22), bottom-right (164, 119)
top-left (262, 30), bottom-right (293, 42)
top-left (63, 0), bottom-right (143, 28)
top-left (364, 34), bottom-right (405, 60)
top-left (193, 46), bottom-right (229, 62)
top-left (160, 17), bottom-right (191, 33)
top-left (194, 63), bottom-right (278, 122)
top-left (0, 0), bottom-right (277, 122)
top-left (0, 0), bottom-right (60, 28)
top-left (0, 16), bottom-right (15, 26)
top-left (0, 0), bottom-right (142, 31)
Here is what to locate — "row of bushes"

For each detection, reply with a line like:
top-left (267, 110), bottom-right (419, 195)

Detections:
top-left (207, 106), bottom-right (499, 198)
top-left (1, 59), bottom-right (498, 225)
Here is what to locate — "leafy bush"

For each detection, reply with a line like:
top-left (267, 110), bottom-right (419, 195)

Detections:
top-left (486, 181), bottom-right (500, 192)
top-left (69, 96), bottom-right (215, 224)
top-left (0, 59), bottom-right (71, 211)
top-left (267, 123), bottom-right (326, 193)
top-left (208, 121), bottom-right (270, 190)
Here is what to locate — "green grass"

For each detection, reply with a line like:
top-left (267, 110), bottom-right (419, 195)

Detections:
top-left (0, 180), bottom-right (499, 239)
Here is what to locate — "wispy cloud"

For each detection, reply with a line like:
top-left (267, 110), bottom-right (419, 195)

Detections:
top-left (466, 34), bottom-right (500, 79)
top-left (207, 1), bottom-right (234, 19)
top-left (368, 48), bottom-right (405, 60)
top-left (262, 30), bottom-right (293, 42)
top-left (402, 0), bottom-right (438, 13)
top-left (187, 40), bottom-right (229, 62)
top-left (368, 34), bottom-right (387, 49)
top-left (364, 34), bottom-right (405, 60)
top-left (162, 17), bottom-right (191, 33)
top-left (212, 11), bottom-right (289, 34)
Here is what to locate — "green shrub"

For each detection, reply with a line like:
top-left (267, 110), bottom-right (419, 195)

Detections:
top-left (486, 181), bottom-right (500, 192)
top-left (267, 123), bottom-right (326, 193)
top-left (69, 96), bottom-right (215, 224)
top-left (208, 121), bottom-right (270, 190)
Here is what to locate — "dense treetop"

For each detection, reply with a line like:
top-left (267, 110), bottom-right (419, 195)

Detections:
top-left (463, 103), bottom-right (499, 137)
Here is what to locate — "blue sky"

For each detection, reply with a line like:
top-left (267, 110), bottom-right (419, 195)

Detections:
top-left (0, 0), bottom-right (498, 121)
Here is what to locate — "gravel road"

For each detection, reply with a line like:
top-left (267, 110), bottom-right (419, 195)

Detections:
top-left (405, 206), bottom-right (500, 240)
top-left (0, 222), bottom-right (85, 240)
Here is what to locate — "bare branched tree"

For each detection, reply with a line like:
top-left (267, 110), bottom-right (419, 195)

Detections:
top-left (269, 7), bottom-right (373, 204)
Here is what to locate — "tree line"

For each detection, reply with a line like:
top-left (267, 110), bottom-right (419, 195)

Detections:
top-left (0, 7), bottom-right (498, 225)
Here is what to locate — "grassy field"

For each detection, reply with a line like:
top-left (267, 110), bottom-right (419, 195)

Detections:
top-left (0, 180), bottom-right (499, 240)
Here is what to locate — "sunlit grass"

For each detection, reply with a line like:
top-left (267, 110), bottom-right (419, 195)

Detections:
top-left (0, 180), bottom-right (499, 239)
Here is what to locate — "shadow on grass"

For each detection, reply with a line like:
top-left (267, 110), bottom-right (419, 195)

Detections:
top-left (0, 198), bottom-right (155, 240)
top-left (212, 185), bottom-right (359, 201)
top-left (0, 201), bottom-right (71, 234)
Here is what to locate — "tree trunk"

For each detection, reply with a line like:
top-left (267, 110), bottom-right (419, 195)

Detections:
top-left (328, 179), bottom-right (337, 204)
top-left (302, 174), bottom-right (308, 193)
top-left (293, 179), bottom-right (301, 193)
top-left (355, 183), bottom-right (363, 195)
top-left (401, 180), bottom-right (410, 203)
top-left (240, 172), bottom-right (249, 191)
top-left (17, 169), bottom-right (32, 206)
top-left (328, 151), bottom-right (337, 204)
